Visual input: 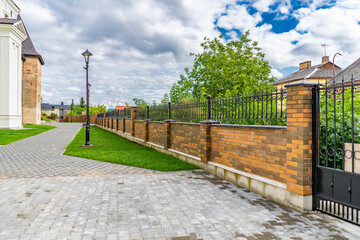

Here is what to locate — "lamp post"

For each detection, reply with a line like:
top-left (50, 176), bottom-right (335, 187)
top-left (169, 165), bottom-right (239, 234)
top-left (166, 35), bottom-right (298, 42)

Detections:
top-left (82, 49), bottom-right (93, 146)
top-left (332, 52), bottom-right (342, 84)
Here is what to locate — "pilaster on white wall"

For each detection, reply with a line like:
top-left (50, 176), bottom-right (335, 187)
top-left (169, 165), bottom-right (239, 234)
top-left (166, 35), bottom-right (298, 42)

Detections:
top-left (0, 23), bottom-right (27, 129)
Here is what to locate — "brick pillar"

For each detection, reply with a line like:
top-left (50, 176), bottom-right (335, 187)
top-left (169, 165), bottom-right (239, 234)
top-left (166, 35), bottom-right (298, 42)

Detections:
top-left (164, 119), bottom-right (176, 149)
top-left (285, 80), bottom-right (320, 196)
top-left (144, 120), bottom-right (150, 142)
top-left (131, 107), bottom-right (138, 136)
top-left (122, 118), bottom-right (126, 132)
top-left (200, 120), bottom-right (219, 162)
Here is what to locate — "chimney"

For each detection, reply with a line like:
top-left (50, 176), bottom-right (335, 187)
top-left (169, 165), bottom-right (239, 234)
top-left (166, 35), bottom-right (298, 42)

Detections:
top-left (61, 102), bottom-right (64, 105)
top-left (299, 61), bottom-right (311, 70)
top-left (321, 56), bottom-right (329, 63)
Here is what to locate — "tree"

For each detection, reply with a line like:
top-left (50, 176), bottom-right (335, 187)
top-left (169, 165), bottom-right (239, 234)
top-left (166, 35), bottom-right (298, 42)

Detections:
top-left (71, 99), bottom-right (75, 111)
top-left (151, 100), bottom-right (157, 106)
top-left (67, 104), bottom-right (107, 116)
top-left (132, 98), bottom-right (147, 108)
top-left (80, 97), bottom-right (85, 108)
top-left (89, 104), bottom-right (107, 115)
top-left (161, 93), bottom-right (170, 105)
top-left (170, 31), bottom-right (275, 103)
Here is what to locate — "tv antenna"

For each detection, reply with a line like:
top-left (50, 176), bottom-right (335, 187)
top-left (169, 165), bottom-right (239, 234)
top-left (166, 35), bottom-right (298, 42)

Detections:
top-left (321, 43), bottom-right (327, 56)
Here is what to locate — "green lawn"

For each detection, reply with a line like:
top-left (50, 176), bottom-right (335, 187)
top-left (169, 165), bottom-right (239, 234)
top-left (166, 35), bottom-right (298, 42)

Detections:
top-left (0, 124), bottom-right (56, 145)
top-left (64, 126), bottom-right (199, 172)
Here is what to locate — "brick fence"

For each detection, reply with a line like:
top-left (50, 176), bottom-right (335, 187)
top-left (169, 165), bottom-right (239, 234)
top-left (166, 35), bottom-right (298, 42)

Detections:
top-left (95, 82), bottom-right (318, 212)
top-left (62, 114), bottom-right (98, 123)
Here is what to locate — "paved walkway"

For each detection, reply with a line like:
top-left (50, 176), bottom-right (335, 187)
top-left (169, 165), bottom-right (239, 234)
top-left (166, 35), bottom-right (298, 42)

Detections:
top-left (0, 123), bottom-right (359, 240)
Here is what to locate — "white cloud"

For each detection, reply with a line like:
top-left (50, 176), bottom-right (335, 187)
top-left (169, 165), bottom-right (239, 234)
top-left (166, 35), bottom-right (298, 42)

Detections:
top-left (270, 68), bottom-right (283, 79)
top-left (217, 4), bottom-right (262, 31)
top-left (253, 0), bottom-right (277, 12)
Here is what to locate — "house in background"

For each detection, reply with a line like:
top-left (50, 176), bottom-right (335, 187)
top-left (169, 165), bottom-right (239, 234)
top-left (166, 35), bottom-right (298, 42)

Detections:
top-left (0, 0), bottom-right (44, 128)
top-left (272, 56), bottom-right (342, 89)
top-left (41, 102), bottom-right (72, 119)
top-left (53, 102), bottom-right (71, 119)
top-left (331, 57), bottom-right (360, 85)
top-left (116, 106), bottom-right (127, 111)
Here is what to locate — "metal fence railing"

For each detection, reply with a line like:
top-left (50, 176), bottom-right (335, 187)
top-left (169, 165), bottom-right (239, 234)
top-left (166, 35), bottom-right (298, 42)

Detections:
top-left (211, 90), bottom-right (287, 125)
top-left (97, 89), bottom-right (287, 126)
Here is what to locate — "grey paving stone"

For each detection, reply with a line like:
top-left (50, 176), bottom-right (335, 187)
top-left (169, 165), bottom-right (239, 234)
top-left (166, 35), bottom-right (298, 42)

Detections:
top-left (0, 123), bottom-right (359, 239)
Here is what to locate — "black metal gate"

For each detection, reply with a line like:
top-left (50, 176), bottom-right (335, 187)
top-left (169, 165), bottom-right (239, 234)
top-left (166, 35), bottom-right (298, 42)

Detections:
top-left (313, 78), bottom-right (360, 225)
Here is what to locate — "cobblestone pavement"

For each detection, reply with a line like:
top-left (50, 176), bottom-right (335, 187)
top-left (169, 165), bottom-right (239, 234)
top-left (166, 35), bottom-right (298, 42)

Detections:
top-left (0, 123), bottom-right (359, 240)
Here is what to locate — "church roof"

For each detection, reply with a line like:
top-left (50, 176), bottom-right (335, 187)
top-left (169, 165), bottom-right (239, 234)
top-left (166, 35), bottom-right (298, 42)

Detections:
top-left (0, 18), bottom-right (21, 24)
top-left (18, 15), bottom-right (45, 65)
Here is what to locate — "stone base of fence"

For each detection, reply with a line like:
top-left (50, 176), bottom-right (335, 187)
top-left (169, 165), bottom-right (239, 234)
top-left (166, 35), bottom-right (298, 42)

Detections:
top-left (97, 124), bottom-right (313, 212)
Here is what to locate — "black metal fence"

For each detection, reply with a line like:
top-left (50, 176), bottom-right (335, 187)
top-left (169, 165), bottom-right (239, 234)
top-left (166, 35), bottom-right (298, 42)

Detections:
top-left (98, 90), bottom-right (287, 126)
top-left (313, 76), bottom-right (360, 225)
top-left (318, 78), bottom-right (360, 170)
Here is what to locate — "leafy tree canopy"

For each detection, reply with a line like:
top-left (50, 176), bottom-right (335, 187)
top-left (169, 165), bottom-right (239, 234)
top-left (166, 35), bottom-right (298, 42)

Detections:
top-left (161, 93), bottom-right (170, 105)
top-left (170, 31), bottom-right (275, 103)
top-left (67, 104), bottom-right (107, 116)
top-left (132, 98), bottom-right (148, 108)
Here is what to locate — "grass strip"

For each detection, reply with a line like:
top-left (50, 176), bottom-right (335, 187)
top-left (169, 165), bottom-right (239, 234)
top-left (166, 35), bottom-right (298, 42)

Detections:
top-left (0, 124), bottom-right (56, 145)
top-left (64, 126), bottom-right (199, 172)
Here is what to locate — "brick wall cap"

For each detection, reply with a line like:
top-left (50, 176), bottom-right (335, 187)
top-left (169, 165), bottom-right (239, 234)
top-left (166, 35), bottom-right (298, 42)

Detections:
top-left (144, 119), bottom-right (151, 122)
top-left (171, 122), bottom-right (200, 126)
top-left (212, 124), bottom-right (287, 130)
top-left (285, 80), bottom-right (324, 88)
top-left (200, 120), bottom-right (220, 124)
top-left (131, 106), bottom-right (138, 109)
top-left (164, 119), bottom-right (176, 123)
top-left (134, 120), bottom-right (145, 123)
top-left (150, 121), bottom-right (164, 124)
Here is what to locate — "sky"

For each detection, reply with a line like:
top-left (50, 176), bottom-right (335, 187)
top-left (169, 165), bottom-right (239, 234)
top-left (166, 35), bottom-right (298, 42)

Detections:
top-left (17, 0), bottom-right (360, 108)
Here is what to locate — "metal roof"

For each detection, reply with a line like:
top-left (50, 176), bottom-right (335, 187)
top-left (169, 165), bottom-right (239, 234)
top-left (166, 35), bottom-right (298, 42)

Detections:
top-left (53, 105), bottom-right (72, 110)
top-left (273, 61), bottom-right (342, 85)
top-left (41, 103), bottom-right (54, 110)
top-left (331, 57), bottom-right (360, 84)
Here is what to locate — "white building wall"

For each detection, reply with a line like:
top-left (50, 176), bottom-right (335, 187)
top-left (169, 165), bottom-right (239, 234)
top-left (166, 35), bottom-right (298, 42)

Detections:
top-left (1, 0), bottom-right (19, 18)
top-left (0, 26), bottom-right (26, 128)
top-left (0, 0), bottom-right (26, 128)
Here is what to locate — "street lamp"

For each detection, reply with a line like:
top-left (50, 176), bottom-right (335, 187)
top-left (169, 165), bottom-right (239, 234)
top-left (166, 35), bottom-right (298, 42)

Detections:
top-left (332, 52), bottom-right (342, 84)
top-left (82, 49), bottom-right (93, 146)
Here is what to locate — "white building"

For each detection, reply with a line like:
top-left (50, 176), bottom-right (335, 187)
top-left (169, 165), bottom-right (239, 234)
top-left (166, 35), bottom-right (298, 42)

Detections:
top-left (0, 0), bottom-right (43, 128)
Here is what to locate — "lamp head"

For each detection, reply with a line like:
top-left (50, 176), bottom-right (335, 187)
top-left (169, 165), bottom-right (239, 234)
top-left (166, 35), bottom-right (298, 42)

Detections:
top-left (82, 49), bottom-right (93, 64)
top-left (82, 49), bottom-right (93, 57)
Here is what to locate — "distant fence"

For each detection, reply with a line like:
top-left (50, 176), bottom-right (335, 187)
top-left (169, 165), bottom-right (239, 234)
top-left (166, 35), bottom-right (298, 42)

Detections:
top-left (101, 89), bottom-right (287, 126)
top-left (62, 114), bottom-right (97, 123)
